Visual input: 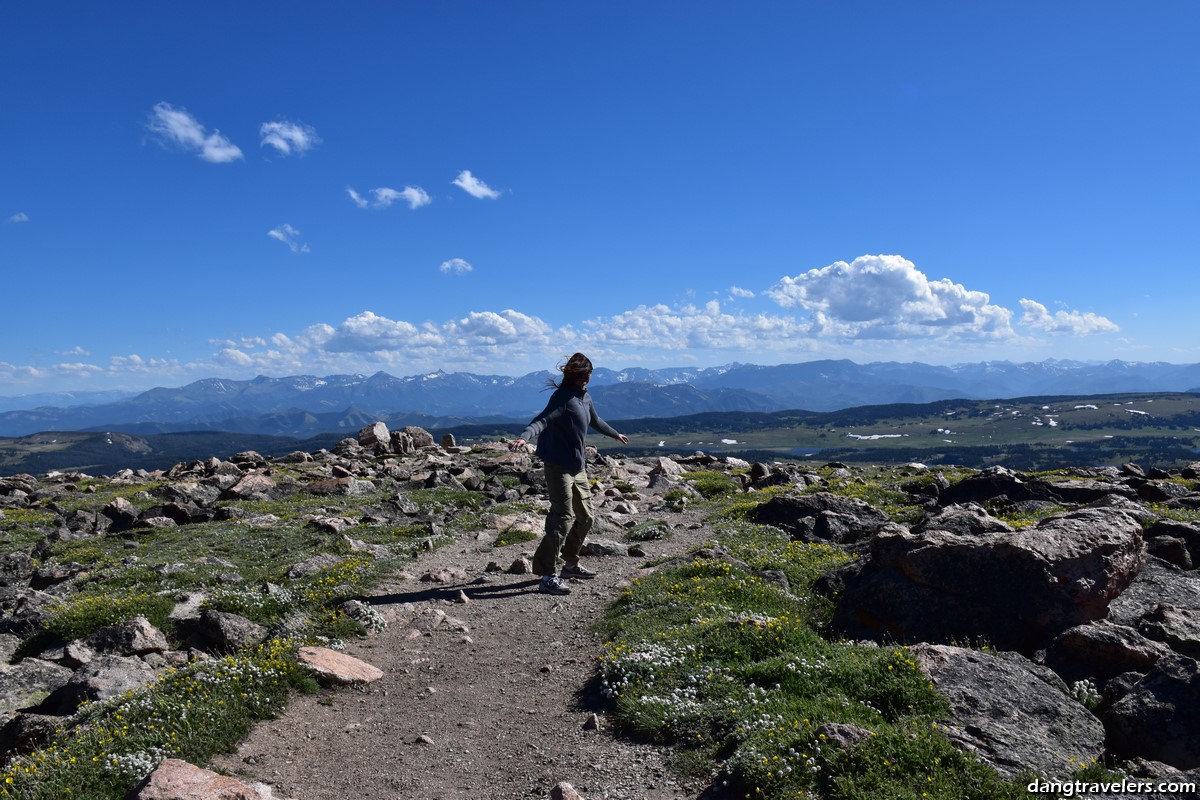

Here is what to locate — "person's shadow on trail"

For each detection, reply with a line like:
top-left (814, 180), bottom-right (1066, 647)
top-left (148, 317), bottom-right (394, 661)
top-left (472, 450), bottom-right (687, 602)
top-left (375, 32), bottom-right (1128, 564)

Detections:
top-left (365, 577), bottom-right (543, 607)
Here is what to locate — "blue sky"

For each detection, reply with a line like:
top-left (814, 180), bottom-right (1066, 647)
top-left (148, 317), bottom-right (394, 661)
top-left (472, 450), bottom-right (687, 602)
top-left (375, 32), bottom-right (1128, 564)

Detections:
top-left (3, 2), bottom-right (1198, 396)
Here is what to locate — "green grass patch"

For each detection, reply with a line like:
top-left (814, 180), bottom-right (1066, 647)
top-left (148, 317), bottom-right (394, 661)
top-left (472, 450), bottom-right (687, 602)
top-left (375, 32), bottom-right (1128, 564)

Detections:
top-left (495, 527), bottom-right (538, 547)
top-left (625, 519), bottom-right (671, 542)
top-left (596, 522), bottom-right (1026, 799)
top-left (44, 592), bottom-right (176, 642)
top-left (0, 639), bottom-right (310, 799)
top-left (683, 470), bottom-right (741, 500)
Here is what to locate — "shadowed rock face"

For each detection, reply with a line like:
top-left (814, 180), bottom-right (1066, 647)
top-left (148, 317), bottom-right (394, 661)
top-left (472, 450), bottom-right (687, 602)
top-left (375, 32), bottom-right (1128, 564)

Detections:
top-left (1104, 655), bottom-right (1200, 770)
top-left (832, 507), bottom-right (1145, 654)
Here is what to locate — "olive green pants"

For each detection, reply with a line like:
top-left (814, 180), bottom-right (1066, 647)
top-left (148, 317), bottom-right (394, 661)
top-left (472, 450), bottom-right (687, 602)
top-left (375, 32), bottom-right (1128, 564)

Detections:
top-left (532, 462), bottom-right (593, 577)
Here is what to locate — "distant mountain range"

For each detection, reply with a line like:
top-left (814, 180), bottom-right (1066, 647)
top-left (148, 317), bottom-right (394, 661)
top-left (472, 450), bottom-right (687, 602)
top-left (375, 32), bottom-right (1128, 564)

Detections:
top-left (3, 359), bottom-right (1200, 439)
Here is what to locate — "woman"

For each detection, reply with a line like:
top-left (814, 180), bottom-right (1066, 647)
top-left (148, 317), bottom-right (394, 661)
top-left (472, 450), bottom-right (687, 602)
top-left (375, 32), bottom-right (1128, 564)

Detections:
top-left (510, 353), bottom-right (628, 595)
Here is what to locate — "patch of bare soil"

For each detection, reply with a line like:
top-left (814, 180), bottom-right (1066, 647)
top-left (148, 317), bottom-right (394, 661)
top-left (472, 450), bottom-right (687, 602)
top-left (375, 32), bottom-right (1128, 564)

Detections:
top-left (212, 510), bottom-right (727, 800)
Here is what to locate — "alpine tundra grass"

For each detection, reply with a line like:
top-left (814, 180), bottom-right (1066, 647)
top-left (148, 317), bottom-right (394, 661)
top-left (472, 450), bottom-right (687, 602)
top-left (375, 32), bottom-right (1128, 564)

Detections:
top-left (596, 521), bottom-right (1030, 799)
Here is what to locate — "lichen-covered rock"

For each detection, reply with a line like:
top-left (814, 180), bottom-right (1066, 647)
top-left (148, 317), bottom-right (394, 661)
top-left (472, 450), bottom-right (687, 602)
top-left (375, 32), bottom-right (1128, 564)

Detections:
top-left (834, 508), bottom-right (1144, 653)
top-left (81, 615), bottom-right (169, 657)
top-left (1104, 655), bottom-right (1200, 770)
top-left (912, 643), bottom-right (1104, 779)
top-left (1043, 620), bottom-right (1172, 683)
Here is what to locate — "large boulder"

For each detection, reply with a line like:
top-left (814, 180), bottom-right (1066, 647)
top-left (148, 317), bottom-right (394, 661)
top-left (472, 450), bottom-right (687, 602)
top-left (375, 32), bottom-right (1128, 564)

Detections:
top-left (0, 657), bottom-right (73, 719)
top-left (1103, 655), bottom-right (1200, 770)
top-left (911, 503), bottom-right (1014, 536)
top-left (936, 466), bottom-right (1056, 507)
top-left (1137, 605), bottom-right (1200, 659)
top-left (357, 422), bottom-right (390, 449)
top-left (1108, 557), bottom-right (1200, 629)
top-left (219, 473), bottom-right (278, 502)
top-left (911, 643), bottom-right (1105, 779)
top-left (186, 609), bottom-right (268, 654)
top-left (745, 492), bottom-right (891, 546)
top-left (1043, 620), bottom-right (1173, 684)
top-left (833, 508), bottom-right (1145, 653)
top-left (129, 758), bottom-right (285, 800)
top-left (81, 615), bottom-right (169, 657)
top-left (31, 655), bottom-right (157, 716)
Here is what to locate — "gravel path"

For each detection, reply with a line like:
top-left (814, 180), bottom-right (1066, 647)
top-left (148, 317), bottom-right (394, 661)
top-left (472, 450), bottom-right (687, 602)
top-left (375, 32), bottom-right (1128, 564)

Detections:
top-left (212, 510), bottom-right (728, 800)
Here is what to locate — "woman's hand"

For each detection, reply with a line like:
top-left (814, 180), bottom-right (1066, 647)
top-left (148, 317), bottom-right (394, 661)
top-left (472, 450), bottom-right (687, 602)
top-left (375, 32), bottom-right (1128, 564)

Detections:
top-left (509, 437), bottom-right (528, 451)
top-left (617, 434), bottom-right (629, 444)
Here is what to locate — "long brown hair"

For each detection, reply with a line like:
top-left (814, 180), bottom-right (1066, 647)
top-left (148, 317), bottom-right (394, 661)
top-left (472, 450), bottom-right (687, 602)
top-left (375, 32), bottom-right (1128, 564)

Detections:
top-left (546, 352), bottom-right (593, 389)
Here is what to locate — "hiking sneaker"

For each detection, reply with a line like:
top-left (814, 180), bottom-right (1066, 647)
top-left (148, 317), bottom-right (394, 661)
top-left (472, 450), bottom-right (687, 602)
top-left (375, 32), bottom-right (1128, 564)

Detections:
top-left (539, 575), bottom-right (572, 595)
top-left (560, 562), bottom-right (598, 580)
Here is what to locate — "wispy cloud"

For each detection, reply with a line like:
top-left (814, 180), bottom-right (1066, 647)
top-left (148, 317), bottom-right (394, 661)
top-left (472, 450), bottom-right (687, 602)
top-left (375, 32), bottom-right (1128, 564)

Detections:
top-left (440, 258), bottom-right (473, 274)
top-left (7, 212), bottom-right (29, 224)
top-left (346, 186), bottom-right (430, 209)
top-left (260, 120), bottom-right (321, 156)
top-left (0, 361), bottom-right (47, 383)
top-left (1019, 299), bottom-right (1119, 335)
top-left (452, 170), bottom-right (500, 199)
top-left (61, 346), bottom-right (90, 357)
top-left (730, 286), bottom-right (755, 299)
top-left (147, 102), bottom-right (243, 163)
top-left (267, 224), bottom-right (310, 253)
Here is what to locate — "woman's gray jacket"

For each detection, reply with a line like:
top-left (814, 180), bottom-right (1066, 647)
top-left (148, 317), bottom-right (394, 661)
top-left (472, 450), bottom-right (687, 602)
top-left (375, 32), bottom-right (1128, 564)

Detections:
top-left (519, 386), bottom-right (622, 473)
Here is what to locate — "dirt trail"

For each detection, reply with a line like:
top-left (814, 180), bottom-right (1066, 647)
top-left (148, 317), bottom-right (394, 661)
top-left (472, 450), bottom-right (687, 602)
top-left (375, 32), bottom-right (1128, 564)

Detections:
top-left (212, 512), bottom-right (725, 800)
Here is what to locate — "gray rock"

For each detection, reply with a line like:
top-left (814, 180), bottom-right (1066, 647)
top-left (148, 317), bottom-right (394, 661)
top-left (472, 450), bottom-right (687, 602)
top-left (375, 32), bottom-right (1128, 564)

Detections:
top-left (912, 643), bottom-right (1104, 779)
top-left (912, 503), bottom-right (1014, 536)
top-left (219, 473), bottom-right (278, 502)
top-left (1044, 620), bottom-right (1172, 683)
top-left (32, 654), bottom-right (157, 715)
top-left (936, 466), bottom-right (1056, 506)
top-left (101, 496), bottom-right (139, 532)
top-left (834, 508), bottom-right (1144, 653)
top-left (402, 425), bottom-right (435, 449)
top-left (746, 492), bottom-right (891, 545)
top-left (1104, 655), bottom-right (1200, 770)
top-left (0, 553), bottom-right (37, 587)
top-left (287, 553), bottom-right (343, 580)
top-left (579, 538), bottom-right (630, 557)
top-left (189, 609), bottom-right (268, 654)
top-left (81, 615), bottom-right (169, 657)
top-left (0, 657), bottom-right (73, 718)
top-left (0, 713), bottom-right (63, 759)
top-left (1109, 557), bottom-right (1200, 628)
top-left (358, 422), bottom-right (390, 448)
top-left (1146, 536), bottom-right (1193, 569)
top-left (1145, 519), bottom-right (1200, 567)
top-left (1138, 605), bottom-right (1200, 659)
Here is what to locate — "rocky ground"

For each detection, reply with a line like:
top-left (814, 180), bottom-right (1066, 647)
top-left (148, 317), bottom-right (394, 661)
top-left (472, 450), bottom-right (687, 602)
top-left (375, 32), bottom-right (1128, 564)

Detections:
top-left (211, 505), bottom-right (726, 800)
top-left (6, 425), bottom-right (1200, 799)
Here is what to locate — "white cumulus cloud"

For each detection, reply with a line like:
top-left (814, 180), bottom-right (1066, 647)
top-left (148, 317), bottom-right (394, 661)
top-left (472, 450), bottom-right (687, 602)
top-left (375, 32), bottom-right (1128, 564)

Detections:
top-left (1019, 299), bottom-right (1119, 335)
top-left (347, 186), bottom-right (430, 209)
top-left (767, 254), bottom-right (1014, 340)
top-left (445, 310), bottom-right (552, 345)
top-left (579, 300), bottom-right (812, 355)
top-left (323, 311), bottom-right (445, 353)
top-left (267, 224), bottom-right (310, 253)
top-left (7, 212), bottom-right (29, 223)
top-left (730, 286), bottom-right (755, 299)
top-left (147, 102), bottom-right (243, 163)
top-left (259, 120), bottom-right (320, 156)
top-left (452, 170), bottom-right (500, 199)
top-left (440, 258), bottom-right (473, 274)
